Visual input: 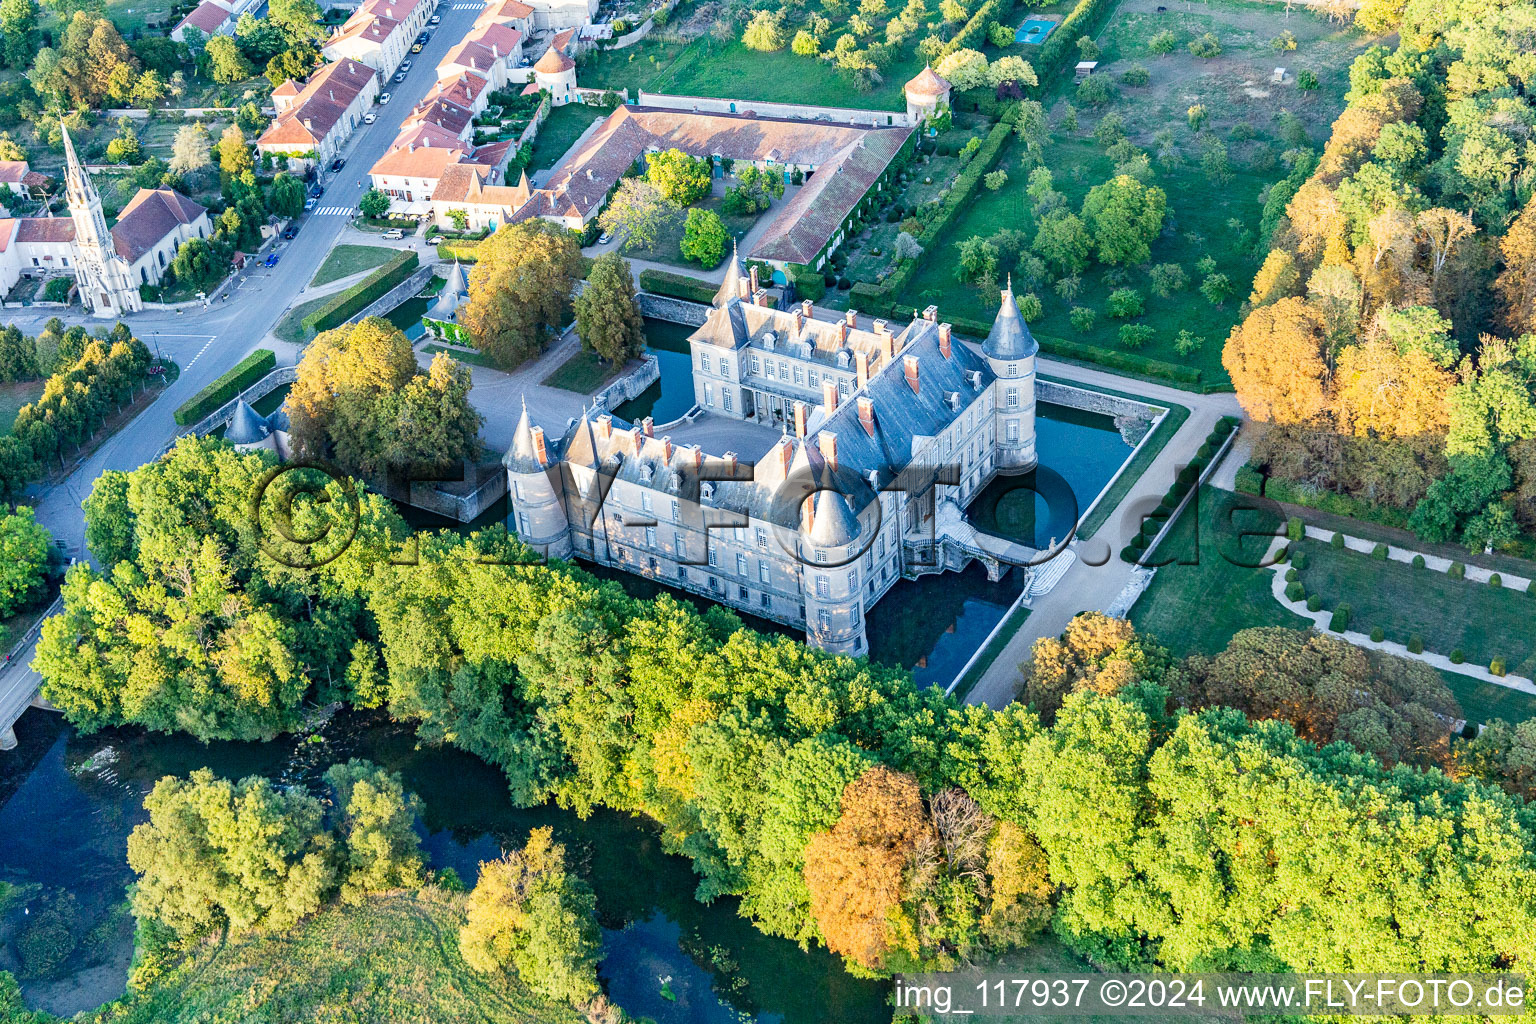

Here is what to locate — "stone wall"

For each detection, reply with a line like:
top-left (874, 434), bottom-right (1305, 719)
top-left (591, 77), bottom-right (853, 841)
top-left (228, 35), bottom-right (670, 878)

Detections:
top-left (410, 465), bottom-right (508, 522)
top-left (187, 366), bottom-right (299, 440)
top-left (635, 91), bottom-right (912, 128)
top-left (348, 265), bottom-right (435, 325)
top-left (1038, 379), bottom-right (1161, 425)
top-left (595, 353), bottom-right (660, 411)
top-left (637, 292), bottom-right (709, 325)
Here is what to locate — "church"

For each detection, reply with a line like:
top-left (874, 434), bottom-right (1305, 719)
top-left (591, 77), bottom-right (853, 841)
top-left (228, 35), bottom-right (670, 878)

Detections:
top-left (504, 249), bottom-right (1040, 655)
top-left (0, 124), bottom-right (211, 317)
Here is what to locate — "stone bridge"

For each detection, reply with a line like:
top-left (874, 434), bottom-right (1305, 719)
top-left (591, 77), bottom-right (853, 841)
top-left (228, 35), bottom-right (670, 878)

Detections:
top-left (0, 597), bottom-right (62, 751)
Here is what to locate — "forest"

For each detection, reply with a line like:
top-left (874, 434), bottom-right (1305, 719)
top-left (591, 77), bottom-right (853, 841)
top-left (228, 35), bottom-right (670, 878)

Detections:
top-left (1225, 0), bottom-right (1536, 553)
top-left (28, 436), bottom-right (1536, 980)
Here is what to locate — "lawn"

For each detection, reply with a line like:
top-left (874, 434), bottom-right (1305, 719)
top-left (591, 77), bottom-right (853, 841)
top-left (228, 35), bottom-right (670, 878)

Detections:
top-left (1129, 485), bottom-right (1310, 655)
top-left (1292, 538), bottom-right (1536, 681)
top-left (97, 888), bottom-right (585, 1024)
top-left (0, 379), bottom-right (44, 435)
top-left (422, 343), bottom-right (500, 369)
top-left (541, 348), bottom-right (627, 392)
top-left (616, 194), bottom-right (762, 270)
top-left (311, 245), bottom-right (399, 287)
top-left (528, 104), bottom-right (608, 173)
top-left (274, 294), bottom-right (335, 344)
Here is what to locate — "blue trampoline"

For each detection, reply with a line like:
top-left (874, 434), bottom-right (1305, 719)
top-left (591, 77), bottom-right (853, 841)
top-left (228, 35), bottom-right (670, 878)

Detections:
top-left (1015, 17), bottom-right (1058, 44)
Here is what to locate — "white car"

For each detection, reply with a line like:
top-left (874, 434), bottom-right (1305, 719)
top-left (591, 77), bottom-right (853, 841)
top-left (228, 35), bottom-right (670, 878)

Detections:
top-left (598, 232), bottom-right (611, 244)
top-left (379, 92), bottom-right (391, 104)
top-left (363, 112), bottom-right (377, 124)
top-left (429, 13), bottom-right (440, 23)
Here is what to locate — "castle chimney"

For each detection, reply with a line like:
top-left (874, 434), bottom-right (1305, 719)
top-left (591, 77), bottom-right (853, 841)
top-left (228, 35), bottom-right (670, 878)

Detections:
top-left (939, 323), bottom-right (952, 359)
top-left (793, 401), bottom-right (807, 438)
top-left (904, 354), bottom-right (920, 394)
top-left (855, 350), bottom-right (868, 391)
top-left (629, 425), bottom-right (642, 454)
top-left (879, 329), bottom-right (895, 365)
top-left (818, 430), bottom-right (838, 470)
top-left (662, 435), bottom-right (673, 462)
top-left (596, 414), bottom-right (612, 441)
top-left (778, 436), bottom-right (793, 475)
top-left (923, 304), bottom-right (939, 322)
top-left (857, 396), bottom-right (876, 437)
top-left (756, 291), bottom-right (771, 308)
top-left (749, 265), bottom-right (759, 292)
top-left (821, 380), bottom-right (837, 412)
top-left (801, 298), bottom-right (813, 318)
top-left (642, 415), bottom-right (654, 437)
top-left (691, 446), bottom-right (704, 472)
top-left (793, 309), bottom-right (804, 334)
top-left (531, 426), bottom-right (547, 466)
top-left (844, 308), bottom-right (856, 326)
top-left (724, 450), bottom-right (738, 473)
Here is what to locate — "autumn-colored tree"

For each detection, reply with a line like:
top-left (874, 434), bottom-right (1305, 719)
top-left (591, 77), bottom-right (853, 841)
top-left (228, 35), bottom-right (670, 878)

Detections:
top-left (1415, 207), bottom-right (1477, 298)
top-left (1023, 612), bottom-right (1170, 723)
top-left (980, 821), bottom-right (1053, 947)
top-left (1286, 178), bottom-right (1350, 266)
top-left (1248, 249), bottom-right (1300, 306)
top-left (1332, 335), bottom-right (1454, 439)
top-left (1223, 297), bottom-right (1332, 424)
top-left (803, 766), bottom-right (933, 969)
top-left (1495, 194), bottom-right (1536, 335)
top-left (461, 221), bottom-right (583, 369)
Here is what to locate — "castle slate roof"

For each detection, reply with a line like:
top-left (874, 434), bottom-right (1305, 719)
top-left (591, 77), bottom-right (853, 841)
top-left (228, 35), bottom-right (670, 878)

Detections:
top-left (226, 400), bottom-right (271, 445)
top-left (981, 284), bottom-right (1038, 360)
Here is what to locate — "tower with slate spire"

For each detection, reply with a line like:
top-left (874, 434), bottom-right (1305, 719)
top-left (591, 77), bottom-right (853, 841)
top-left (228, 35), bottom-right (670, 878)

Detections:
top-left (61, 121), bottom-right (142, 318)
top-left (504, 400), bottom-right (573, 559)
top-left (982, 278), bottom-right (1038, 471)
top-left (793, 437), bottom-right (867, 656)
top-left (688, 239), bottom-right (753, 420)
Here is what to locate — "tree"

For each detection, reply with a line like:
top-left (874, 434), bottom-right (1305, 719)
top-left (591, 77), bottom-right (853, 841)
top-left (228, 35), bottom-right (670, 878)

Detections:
top-left (574, 252), bottom-right (644, 365)
top-left (1148, 28), bottom-right (1177, 54)
top-left (170, 236), bottom-right (221, 290)
top-left (266, 44), bottom-right (320, 87)
top-left (105, 118), bottom-right (143, 164)
top-left (1032, 211), bottom-right (1090, 276)
top-left (1248, 250), bottom-right (1300, 306)
top-left (218, 124), bottom-right (252, 178)
top-left (894, 231), bottom-right (923, 261)
top-left (802, 766), bottom-right (932, 969)
top-left (204, 34), bottom-right (252, 83)
top-left (936, 48), bottom-right (988, 91)
top-left (645, 148), bottom-right (711, 206)
top-left (680, 207), bottom-right (728, 268)
top-left (0, 323), bottom-right (37, 381)
top-left (1012, 99), bottom-right (1049, 160)
top-left (1460, 718), bottom-right (1536, 799)
top-left (288, 319), bottom-right (482, 479)
top-left (169, 123), bottom-right (211, 176)
top-left (0, 0), bottom-right (36, 70)
top-left (1149, 262), bottom-right (1187, 297)
top-left (1200, 272), bottom-right (1231, 305)
top-left (1223, 297), bottom-right (1330, 424)
top-left (461, 221), bottom-right (583, 369)
top-left (597, 178), bottom-right (679, 253)
top-left (792, 28), bottom-right (820, 55)
top-left (268, 171), bottom-right (304, 218)
top-left (956, 235), bottom-right (999, 286)
top-left (988, 55), bottom-right (1037, 88)
top-left (324, 759), bottom-right (424, 903)
top-left (1495, 194), bottom-right (1536, 334)
top-left (0, 505), bottom-right (49, 617)
top-left (1080, 175), bottom-right (1166, 265)
top-left (742, 9), bottom-right (787, 51)
top-left (460, 827), bottom-right (601, 1006)
top-left (267, 0), bottom-right (325, 45)
top-left (1187, 31), bottom-right (1221, 58)
top-left (127, 768), bottom-right (336, 940)
top-left (358, 188), bottom-right (390, 219)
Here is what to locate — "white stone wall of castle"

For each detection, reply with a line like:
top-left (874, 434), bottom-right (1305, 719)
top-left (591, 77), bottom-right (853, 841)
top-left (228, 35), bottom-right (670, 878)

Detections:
top-left (987, 351), bottom-right (1038, 471)
top-left (635, 90), bottom-right (912, 128)
top-left (529, 0), bottom-right (598, 32)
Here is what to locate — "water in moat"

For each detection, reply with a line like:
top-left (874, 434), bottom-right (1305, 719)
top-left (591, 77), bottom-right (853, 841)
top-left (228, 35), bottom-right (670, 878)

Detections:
top-left (614, 319), bottom-right (698, 427)
top-left (0, 710), bottom-right (889, 1022)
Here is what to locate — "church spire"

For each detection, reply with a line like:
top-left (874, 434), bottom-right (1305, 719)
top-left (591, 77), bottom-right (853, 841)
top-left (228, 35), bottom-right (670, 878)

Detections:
top-left (60, 117), bottom-right (143, 319)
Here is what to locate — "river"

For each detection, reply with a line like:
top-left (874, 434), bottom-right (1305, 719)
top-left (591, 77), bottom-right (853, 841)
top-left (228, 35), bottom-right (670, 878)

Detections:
top-left (0, 709), bottom-right (890, 1022)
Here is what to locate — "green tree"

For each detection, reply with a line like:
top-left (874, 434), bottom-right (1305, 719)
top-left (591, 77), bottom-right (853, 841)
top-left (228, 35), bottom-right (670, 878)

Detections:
top-left (1080, 175), bottom-right (1167, 266)
top-left (268, 171), bottom-right (304, 218)
top-left (204, 34), bottom-right (252, 83)
top-left (267, 0), bottom-right (325, 45)
top-left (0, 505), bottom-right (49, 617)
top-left (359, 187), bottom-right (390, 219)
top-left (1032, 210), bottom-right (1091, 276)
top-left (105, 117), bottom-right (143, 164)
top-left (742, 9), bottom-right (787, 51)
top-left (218, 123), bottom-right (252, 178)
top-left (169, 122), bottom-right (211, 177)
top-left (680, 207), bottom-right (728, 268)
top-left (645, 148), bottom-right (712, 205)
top-left (461, 221), bottom-right (583, 368)
top-left (324, 759), bottom-right (424, 903)
top-left (170, 236), bottom-right (221, 290)
top-left (574, 251), bottom-right (644, 365)
top-left (0, 0), bottom-right (36, 70)
top-left (460, 827), bottom-right (601, 1006)
top-left (0, 323), bottom-right (37, 381)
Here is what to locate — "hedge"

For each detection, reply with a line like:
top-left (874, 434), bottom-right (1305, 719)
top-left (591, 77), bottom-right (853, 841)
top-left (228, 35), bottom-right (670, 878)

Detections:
top-left (1290, 549), bottom-right (1306, 570)
top-left (1371, 542), bottom-right (1388, 560)
top-left (1448, 561), bottom-right (1466, 579)
top-left (437, 240), bottom-right (482, 262)
top-left (1408, 634), bottom-right (1424, 654)
top-left (1033, 0), bottom-right (1117, 89)
top-left (1286, 516), bottom-right (1304, 542)
top-left (1490, 573), bottom-right (1503, 588)
top-left (1306, 594), bottom-right (1322, 612)
top-left (639, 268), bottom-right (719, 305)
top-left (943, 0), bottom-right (1010, 56)
top-left (173, 348), bottom-right (276, 426)
top-left (1234, 464), bottom-right (1263, 495)
top-left (1285, 581), bottom-right (1304, 602)
top-left (302, 251), bottom-right (419, 335)
top-left (1260, 476), bottom-right (1412, 529)
top-left (1370, 626), bottom-right (1385, 642)
top-left (787, 263), bottom-right (826, 301)
top-left (1328, 603), bottom-right (1350, 632)
top-left (1491, 657), bottom-right (1507, 677)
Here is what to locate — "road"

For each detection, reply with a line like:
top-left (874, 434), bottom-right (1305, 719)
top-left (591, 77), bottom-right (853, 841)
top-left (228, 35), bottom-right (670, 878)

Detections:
top-left (0, 0), bottom-right (493, 747)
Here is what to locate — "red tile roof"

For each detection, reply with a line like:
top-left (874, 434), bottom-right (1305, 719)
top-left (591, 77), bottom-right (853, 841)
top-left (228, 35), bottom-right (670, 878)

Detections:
top-left (0, 161), bottom-right (28, 183)
top-left (258, 59), bottom-right (375, 150)
top-left (176, 0), bottom-right (232, 35)
top-left (111, 188), bottom-right (207, 262)
top-left (533, 46), bottom-right (574, 73)
top-left (905, 66), bottom-right (951, 98)
top-left (15, 217), bottom-right (76, 243)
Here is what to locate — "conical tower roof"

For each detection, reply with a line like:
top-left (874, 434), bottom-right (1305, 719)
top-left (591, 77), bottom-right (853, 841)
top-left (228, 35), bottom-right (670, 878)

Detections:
top-left (713, 240), bottom-right (745, 308)
top-left (226, 400), bottom-right (271, 445)
top-left (804, 487), bottom-right (860, 547)
top-left (504, 398), bottom-right (546, 472)
top-left (982, 277), bottom-right (1038, 360)
top-left (429, 261), bottom-right (467, 320)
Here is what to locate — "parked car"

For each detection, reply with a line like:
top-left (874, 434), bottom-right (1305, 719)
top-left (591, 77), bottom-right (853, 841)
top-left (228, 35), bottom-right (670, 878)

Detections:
top-left (428, 13), bottom-right (440, 23)
top-left (598, 232), bottom-right (611, 244)
top-left (427, 235), bottom-right (444, 245)
top-left (363, 112), bottom-right (377, 124)
top-left (282, 225), bottom-right (297, 239)
top-left (264, 253), bottom-right (280, 268)
top-left (382, 228), bottom-right (405, 240)
top-left (309, 183), bottom-right (324, 198)
top-left (379, 92), bottom-right (391, 104)
top-left (393, 71), bottom-right (406, 83)
top-left (304, 197), bottom-right (317, 210)
top-left (411, 42), bottom-right (423, 52)
top-left (400, 59), bottom-right (412, 70)
top-left (330, 158), bottom-right (345, 172)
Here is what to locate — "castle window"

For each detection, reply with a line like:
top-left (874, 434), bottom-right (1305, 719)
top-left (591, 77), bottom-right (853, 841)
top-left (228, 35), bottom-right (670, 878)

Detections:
top-left (765, 362), bottom-right (775, 378)
top-left (1008, 363), bottom-right (1017, 375)
top-left (751, 356), bottom-right (760, 372)
top-left (513, 480), bottom-right (524, 500)
top-left (815, 575), bottom-right (830, 598)
top-left (723, 392), bottom-right (732, 412)
top-left (739, 585), bottom-right (749, 601)
top-left (847, 569), bottom-right (857, 590)
top-left (641, 492), bottom-right (653, 513)
top-left (809, 371), bottom-right (818, 387)
top-left (793, 366), bottom-right (804, 384)
top-left (674, 532), bottom-right (685, 557)
top-left (818, 609), bottom-right (830, 632)
top-left (761, 593), bottom-right (771, 608)
top-left (708, 546), bottom-right (719, 568)
top-left (646, 526), bottom-right (657, 547)
top-left (737, 553), bottom-right (747, 576)
top-left (838, 379), bottom-right (850, 396)
top-left (678, 567), bottom-right (688, 581)
top-left (759, 561), bottom-right (770, 583)
top-left (815, 551), bottom-right (826, 563)
top-left (1007, 388), bottom-right (1019, 409)
top-left (1007, 421), bottom-right (1019, 442)
top-left (517, 512), bottom-right (530, 533)
top-left (756, 527), bottom-right (767, 549)
top-left (779, 361), bottom-right (789, 378)
top-left (672, 501), bottom-right (680, 521)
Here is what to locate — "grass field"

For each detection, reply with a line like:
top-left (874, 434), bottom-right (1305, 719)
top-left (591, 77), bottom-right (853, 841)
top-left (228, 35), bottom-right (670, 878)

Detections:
top-left (541, 349), bottom-right (626, 392)
top-left (274, 295), bottom-right (334, 344)
top-left (1293, 538), bottom-right (1536, 680)
top-left (0, 379), bottom-right (44, 435)
top-left (422, 343), bottom-right (499, 369)
top-left (528, 104), bottom-right (607, 173)
top-left (1129, 485), bottom-right (1309, 655)
top-left (84, 888), bottom-right (585, 1024)
top-left (311, 245), bottom-right (399, 287)
top-left (616, 195), bottom-right (762, 269)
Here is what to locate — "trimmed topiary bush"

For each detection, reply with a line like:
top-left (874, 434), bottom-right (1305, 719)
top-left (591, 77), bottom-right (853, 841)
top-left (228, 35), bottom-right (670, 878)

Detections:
top-left (1290, 549), bottom-right (1307, 571)
top-left (1330, 532), bottom-right (1345, 550)
top-left (1411, 554), bottom-right (1425, 569)
top-left (1371, 542), bottom-right (1388, 560)
top-left (1284, 568), bottom-right (1298, 583)
top-left (1285, 581), bottom-right (1305, 602)
top-left (1328, 603), bottom-right (1350, 632)
top-left (1449, 561), bottom-right (1466, 579)
top-left (1407, 634), bottom-right (1424, 654)
top-left (1120, 545), bottom-right (1143, 563)
top-left (1197, 442), bottom-right (1214, 460)
top-left (1306, 594), bottom-right (1322, 612)
top-left (1490, 657), bottom-right (1507, 677)
top-left (1450, 649), bottom-right (1465, 664)
top-left (1370, 626), bottom-right (1385, 643)
top-left (1489, 573), bottom-right (1502, 588)
top-left (1286, 516), bottom-right (1303, 542)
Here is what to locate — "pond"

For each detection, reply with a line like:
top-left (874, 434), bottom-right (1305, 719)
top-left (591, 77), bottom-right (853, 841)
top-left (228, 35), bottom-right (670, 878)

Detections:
top-left (614, 319), bottom-right (698, 427)
top-left (966, 403), bottom-right (1133, 550)
top-left (0, 710), bottom-right (890, 1023)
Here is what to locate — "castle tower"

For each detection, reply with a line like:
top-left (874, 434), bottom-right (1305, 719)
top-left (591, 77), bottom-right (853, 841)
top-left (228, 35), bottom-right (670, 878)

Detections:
top-left (61, 122), bottom-right (142, 319)
top-left (505, 400), bottom-right (573, 559)
top-left (904, 65), bottom-right (952, 125)
top-left (794, 439), bottom-right (867, 655)
top-left (981, 278), bottom-right (1038, 471)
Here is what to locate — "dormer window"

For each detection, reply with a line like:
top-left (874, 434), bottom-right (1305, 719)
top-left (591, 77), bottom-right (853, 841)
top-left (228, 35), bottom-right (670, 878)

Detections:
top-left (701, 481), bottom-right (715, 502)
